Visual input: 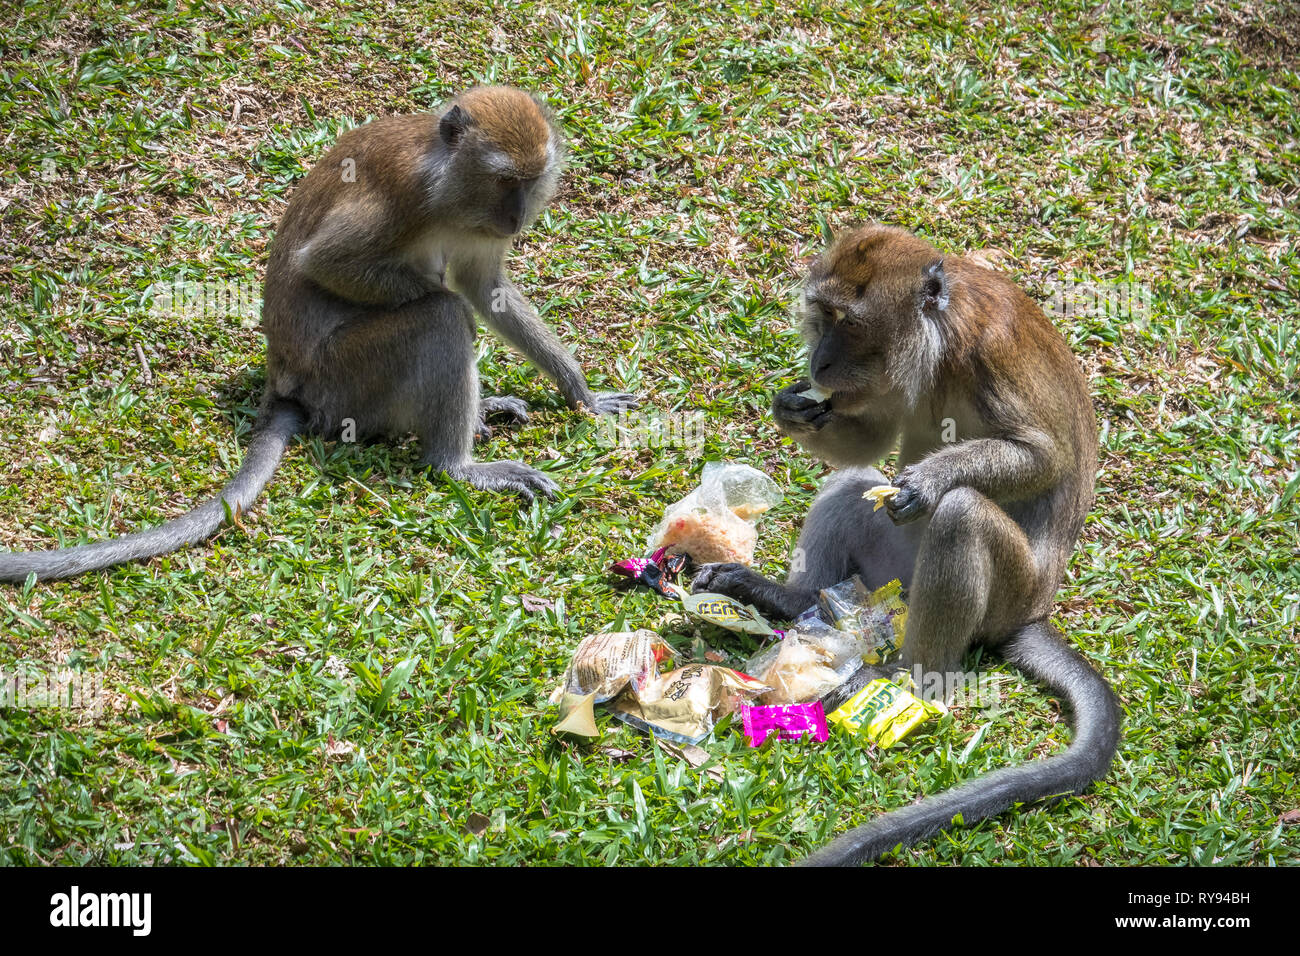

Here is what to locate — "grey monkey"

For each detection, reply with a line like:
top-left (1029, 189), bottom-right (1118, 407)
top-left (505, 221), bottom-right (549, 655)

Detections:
top-left (0, 86), bottom-right (638, 583)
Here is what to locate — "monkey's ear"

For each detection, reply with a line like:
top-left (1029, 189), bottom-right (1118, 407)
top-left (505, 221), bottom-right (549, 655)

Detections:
top-left (921, 258), bottom-right (950, 319)
top-left (440, 106), bottom-right (470, 148)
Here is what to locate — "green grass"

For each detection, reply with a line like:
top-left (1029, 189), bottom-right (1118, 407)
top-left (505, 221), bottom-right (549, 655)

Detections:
top-left (1, 0), bottom-right (1296, 865)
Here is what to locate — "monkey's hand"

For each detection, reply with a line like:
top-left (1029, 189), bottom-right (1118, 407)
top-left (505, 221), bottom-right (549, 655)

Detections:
top-left (689, 562), bottom-right (809, 620)
top-left (691, 563), bottom-right (767, 603)
top-left (578, 391), bottom-right (641, 416)
top-left (476, 396), bottom-right (532, 442)
top-left (773, 380), bottom-right (833, 437)
top-left (885, 464), bottom-right (945, 524)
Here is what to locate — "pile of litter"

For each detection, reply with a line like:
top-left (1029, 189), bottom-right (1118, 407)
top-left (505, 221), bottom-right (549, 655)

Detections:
top-left (551, 463), bottom-right (943, 751)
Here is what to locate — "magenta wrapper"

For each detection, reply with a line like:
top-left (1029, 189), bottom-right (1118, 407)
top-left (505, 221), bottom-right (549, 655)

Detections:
top-left (741, 701), bottom-right (829, 746)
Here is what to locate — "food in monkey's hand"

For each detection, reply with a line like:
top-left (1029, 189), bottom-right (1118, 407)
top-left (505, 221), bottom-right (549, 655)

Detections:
top-left (798, 384), bottom-right (832, 403)
top-left (862, 484), bottom-right (900, 511)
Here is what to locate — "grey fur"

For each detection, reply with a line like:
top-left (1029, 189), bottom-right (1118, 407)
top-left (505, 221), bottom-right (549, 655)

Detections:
top-left (0, 400), bottom-right (302, 582)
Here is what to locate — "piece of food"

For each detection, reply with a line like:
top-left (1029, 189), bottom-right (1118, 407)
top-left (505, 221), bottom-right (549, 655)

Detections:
top-left (862, 484), bottom-right (900, 511)
top-left (656, 508), bottom-right (758, 565)
top-left (799, 384), bottom-right (832, 402)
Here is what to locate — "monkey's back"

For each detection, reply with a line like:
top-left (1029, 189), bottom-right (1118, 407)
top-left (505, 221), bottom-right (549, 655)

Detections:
top-left (260, 115), bottom-right (445, 394)
top-left (949, 258), bottom-right (1099, 599)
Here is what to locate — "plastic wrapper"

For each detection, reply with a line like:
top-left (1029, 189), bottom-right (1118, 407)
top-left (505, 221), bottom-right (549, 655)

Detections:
top-left (801, 576), bottom-right (908, 665)
top-left (549, 630), bottom-right (674, 705)
top-left (678, 589), bottom-right (778, 636)
top-left (610, 664), bottom-right (770, 745)
top-left (610, 546), bottom-right (688, 598)
top-left (741, 701), bottom-right (829, 747)
top-left (827, 678), bottom-right (944, 747)
top-left (552, 692), bottom-right (599, 737)
top-left (648, 462), bottom-right (782, 565)
top-left (745, 616), bottom-right (866, 704)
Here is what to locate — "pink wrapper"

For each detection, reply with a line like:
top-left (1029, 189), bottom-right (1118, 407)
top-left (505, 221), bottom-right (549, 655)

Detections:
top-left (741, 701), bottom-right (829, 747)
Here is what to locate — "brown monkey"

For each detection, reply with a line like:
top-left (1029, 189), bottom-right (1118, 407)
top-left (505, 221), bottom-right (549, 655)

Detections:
top-left (0, 85), bottom-right (637, 583)
top-left (692, 224), bottom-right (1120, 865)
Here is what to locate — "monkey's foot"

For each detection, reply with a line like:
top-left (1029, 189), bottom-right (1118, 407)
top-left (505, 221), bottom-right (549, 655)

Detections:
top-left (448, 460), bottom-right (558, 505)
top-left (579, 391), bottom-right (641, 416)
top-left (476, 396), bottom-right (531, 442)
top-left (690, 562), bottom-right (813, 621)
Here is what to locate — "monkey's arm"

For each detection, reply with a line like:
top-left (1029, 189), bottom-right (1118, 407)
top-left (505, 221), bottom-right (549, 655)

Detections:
top-left (458, 270), bottom-right (636, 414)
top-left (297, 203), bottom-right (438, 308)
top-left (773, 381), bottom-right (901, 468)
top-left (889, 430), bottom-right (1063, 522)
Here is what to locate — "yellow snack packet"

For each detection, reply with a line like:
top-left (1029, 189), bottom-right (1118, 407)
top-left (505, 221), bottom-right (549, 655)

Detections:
top-left (827, 678), bottom-right (944, 747)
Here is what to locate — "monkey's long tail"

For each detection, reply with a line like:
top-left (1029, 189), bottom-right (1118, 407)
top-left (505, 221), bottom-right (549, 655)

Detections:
top-left (0, 399), bottom-right (305, 582)
top-left (800, 620), bottom-right (1121, 866)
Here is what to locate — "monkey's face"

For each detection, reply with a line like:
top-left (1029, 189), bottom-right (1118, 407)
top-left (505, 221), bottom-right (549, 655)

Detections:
top-left (800, 224), bottom-right (946, 408)
top-left (438, 90), bottom-right (564, 239)
top-left (799, 295), bottom-right (890, 398)
top-left (448, 150), bottom-right (561, 239)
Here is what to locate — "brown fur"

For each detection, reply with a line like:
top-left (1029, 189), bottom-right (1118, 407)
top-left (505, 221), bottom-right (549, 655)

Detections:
top-left (457, 86), bottom-right (552, 177)
top-left (692, 224), bottom-right (1119, 863)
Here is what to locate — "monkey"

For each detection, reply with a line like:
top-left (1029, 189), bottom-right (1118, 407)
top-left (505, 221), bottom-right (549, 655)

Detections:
top-left (0, 85), bottom-right (638, 583)
top-left (691, 224), bottom-right (1121, 865)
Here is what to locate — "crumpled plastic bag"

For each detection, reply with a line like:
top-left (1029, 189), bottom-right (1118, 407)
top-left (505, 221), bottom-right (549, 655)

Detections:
top-left (548, 629), bottom-right (675, 705)
top-left (610, 663), bottom-right (771, 745)
top-left (744, 616), bottom-right (867, 705)
top-left (647, 462), bottom-right (782, 566)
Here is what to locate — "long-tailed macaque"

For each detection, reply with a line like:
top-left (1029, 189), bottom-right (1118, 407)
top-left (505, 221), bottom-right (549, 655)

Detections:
top-left (692, 224), bottom-right (1120, 865)
top-left (1, 85), bottom-right (637, 583)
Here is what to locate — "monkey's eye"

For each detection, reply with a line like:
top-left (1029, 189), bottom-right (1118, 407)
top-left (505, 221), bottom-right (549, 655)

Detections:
top-left (498, 176), bottom-right (522, 190)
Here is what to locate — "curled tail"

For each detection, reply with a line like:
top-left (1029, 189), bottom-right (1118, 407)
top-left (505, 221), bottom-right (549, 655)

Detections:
top-left (0, 399), bottom-right (304, 582)
top-left (801, 621), bottom-right (1121, 866)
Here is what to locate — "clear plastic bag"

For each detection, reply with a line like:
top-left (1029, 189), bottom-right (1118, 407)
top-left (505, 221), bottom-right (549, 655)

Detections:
top-left (811, 576), bottom-right (907, 665)
top-left (744, 616), bottom-right (867, 705)
top-left (648, 462), bottom-right (783, 565)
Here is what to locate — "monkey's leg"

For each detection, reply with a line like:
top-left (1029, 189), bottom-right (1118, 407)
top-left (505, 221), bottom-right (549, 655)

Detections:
top-left (321, 292), bottom-right (557, 503)
top-left (897, 486), bottom-right (1038, 696)
top-left (691, 467), bottom-right (921, 620)
top-left (823, 485), bottom-right (1037, 709)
